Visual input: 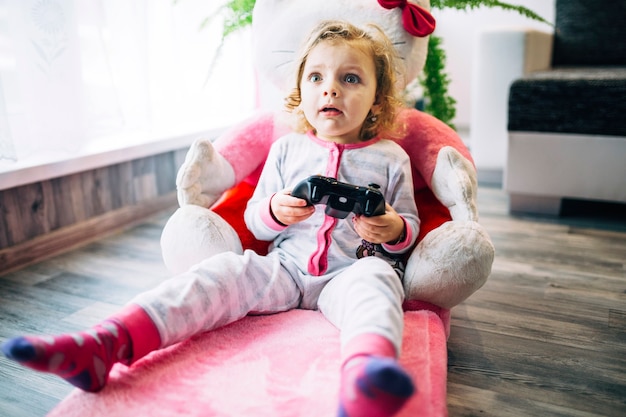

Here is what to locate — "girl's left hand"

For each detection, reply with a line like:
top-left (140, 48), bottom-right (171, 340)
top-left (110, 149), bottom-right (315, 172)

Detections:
top-left (352, 203), bottom-right (405, 244)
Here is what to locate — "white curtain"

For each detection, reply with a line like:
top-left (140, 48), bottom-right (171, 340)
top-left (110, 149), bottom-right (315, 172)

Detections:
top-left (0, 0), bottom-right (255, 164)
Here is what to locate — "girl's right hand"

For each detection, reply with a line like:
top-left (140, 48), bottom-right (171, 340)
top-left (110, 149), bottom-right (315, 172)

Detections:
top-left (270, 189), bottom-right (315, 225)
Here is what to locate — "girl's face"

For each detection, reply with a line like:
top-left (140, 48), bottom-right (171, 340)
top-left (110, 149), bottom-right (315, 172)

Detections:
top-left (299, 41), bottom-right (379, 144)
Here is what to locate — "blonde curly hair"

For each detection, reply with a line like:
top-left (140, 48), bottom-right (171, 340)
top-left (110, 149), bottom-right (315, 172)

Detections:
top-left (284, 20), bottom-right (404, 141)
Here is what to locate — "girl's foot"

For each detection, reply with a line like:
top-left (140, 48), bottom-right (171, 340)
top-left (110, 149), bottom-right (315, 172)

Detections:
top-left (338, 356), bottom-right (415, 417)
top-left (2, 319), bottom-right (131, 392)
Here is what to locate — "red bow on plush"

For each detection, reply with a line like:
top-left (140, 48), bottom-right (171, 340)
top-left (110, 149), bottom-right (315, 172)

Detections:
top-left (378, 0), bottom-right (436, 37)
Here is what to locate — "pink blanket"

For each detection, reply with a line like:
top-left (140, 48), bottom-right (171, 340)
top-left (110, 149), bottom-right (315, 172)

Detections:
top-left (48, 308), bottom-right (448, 417)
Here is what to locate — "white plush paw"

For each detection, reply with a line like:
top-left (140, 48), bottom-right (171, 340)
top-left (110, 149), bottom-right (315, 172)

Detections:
top-left (403, 220), bottom-right (494, 309)
top-left (431, 146), bottom-right (479, 222)
top-left (160, 205), bottom-right (243, 274)
top-left (176, 138), bottom-right (236, 207)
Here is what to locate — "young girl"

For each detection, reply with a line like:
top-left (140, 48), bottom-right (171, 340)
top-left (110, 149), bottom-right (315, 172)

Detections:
top-left (3, 20), bottom-right (420, 417)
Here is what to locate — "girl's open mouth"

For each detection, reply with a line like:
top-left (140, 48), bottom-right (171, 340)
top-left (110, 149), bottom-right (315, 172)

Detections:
top-left (321, 106), bottom-right (342, 115)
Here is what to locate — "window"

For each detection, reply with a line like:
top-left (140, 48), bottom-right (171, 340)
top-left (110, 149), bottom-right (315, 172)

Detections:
top-left (0, 0), bottom-right (255, 168)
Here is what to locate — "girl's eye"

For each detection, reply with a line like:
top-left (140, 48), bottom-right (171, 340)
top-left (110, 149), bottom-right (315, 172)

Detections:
top-left (308, 74), bottom-right (322, 82)
top-left (345, 74), bottom-right (360, 84)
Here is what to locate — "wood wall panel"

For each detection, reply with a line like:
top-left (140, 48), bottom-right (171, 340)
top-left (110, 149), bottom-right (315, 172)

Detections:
top-left (0, 189), bottom-right (20, 247)
top-left (0, 147), bottom-right (189, 274)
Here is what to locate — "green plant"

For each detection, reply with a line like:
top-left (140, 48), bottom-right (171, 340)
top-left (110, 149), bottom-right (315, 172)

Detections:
top-left (421, 35), bottom-right (457, 128)
top-left (203, 0), bottom-right (256, 37)
top-left (208, 0), bottom-right (549, 129)
top-left (430, 0), bottom-right (547, 21)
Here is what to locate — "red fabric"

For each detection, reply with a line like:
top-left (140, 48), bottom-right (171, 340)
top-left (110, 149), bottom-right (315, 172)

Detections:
top-left (211, 182), bottom-right (271, 255)
top-left (414, 188), bottom-right (452, 243)
top-left (377, 0), bottom-right (436, 37)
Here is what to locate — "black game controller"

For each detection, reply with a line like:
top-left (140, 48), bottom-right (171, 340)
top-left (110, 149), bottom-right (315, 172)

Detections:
top-left (291, 175), bottom-right (386, 219)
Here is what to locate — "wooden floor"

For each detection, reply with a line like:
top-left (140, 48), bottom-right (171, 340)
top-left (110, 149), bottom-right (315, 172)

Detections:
top-left (1, 186), bottom-right (625, 417)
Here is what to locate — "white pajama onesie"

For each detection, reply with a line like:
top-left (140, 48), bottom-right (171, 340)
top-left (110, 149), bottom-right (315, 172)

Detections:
top-left (132, 131), bottom-right (420, 354)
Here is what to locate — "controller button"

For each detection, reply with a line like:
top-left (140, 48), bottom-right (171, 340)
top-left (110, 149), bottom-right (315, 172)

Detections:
top-left (311, 185), bottom-right (319, 200)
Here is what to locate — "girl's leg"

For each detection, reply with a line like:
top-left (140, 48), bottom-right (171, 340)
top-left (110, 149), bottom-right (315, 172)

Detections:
top-left (2, 250), bottom-right (300, 392)
top-left (133, 249), bottom-right (301, 347)
top-left (318, 257), bottom-right (412, 417)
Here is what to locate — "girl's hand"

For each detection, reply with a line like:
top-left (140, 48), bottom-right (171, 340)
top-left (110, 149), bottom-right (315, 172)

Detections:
top-left (271, 189), bottom-right (316, 225)
top-left (352, 203), bottom-right (405, 244)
